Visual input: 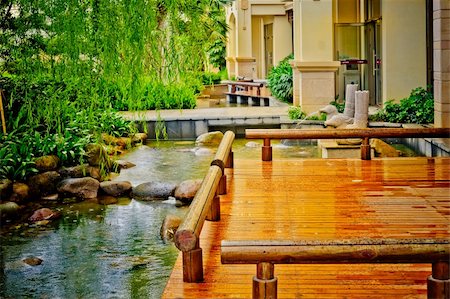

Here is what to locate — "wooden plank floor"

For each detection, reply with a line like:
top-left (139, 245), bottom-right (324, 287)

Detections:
top-left (162, 157), bottom-right (450, 298)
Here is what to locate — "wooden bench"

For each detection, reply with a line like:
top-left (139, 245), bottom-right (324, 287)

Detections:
top-left (221, 239), bottom-right (450, 299)
top-left (224, 81), bottom-right (270, 106)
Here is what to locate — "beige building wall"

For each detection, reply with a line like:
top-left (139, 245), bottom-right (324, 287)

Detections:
top-left (434, 0), bottom-right (450, 129)
top-left (273, 15), bottom-right (293, 64)
top-left (226, 1), bottom-right (291, 79)
top-left (382, 0), bottom-right (427, 103)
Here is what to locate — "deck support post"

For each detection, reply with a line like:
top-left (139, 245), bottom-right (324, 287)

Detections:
top-left (218, 174), bottom-right (227, 195)
top-left (361, 137), bottom-right (371, 160)
top-left (206, 191), bottom-right (220, 221)
top-left (253, 262), bottom-right (277, 299)
top-left (427, 261), bottom-right (449, 299)
top-left (262, 139), bottom-right (272, 161)
top-left (226, 151), bottom-right (234, 169)
top-left (182, 242), bottom-right (203, 283)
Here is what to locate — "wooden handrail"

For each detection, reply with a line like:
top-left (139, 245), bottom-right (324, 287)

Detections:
top-left (221, 239), bottom-right (450, 299)
top-left (221, 239), bottom-right (450, 264)
top-left (175, 165), bottom-right (222, 252)
top-left (211, 131), bottom-right (235, 170)
top-left (246, 128), bottom-right (450, 161)
top-left (174, 131), bottom-right (234, 282)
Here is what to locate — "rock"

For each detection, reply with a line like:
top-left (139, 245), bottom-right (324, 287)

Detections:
top-left (27, 171), bottom-right (61, 196)
top-left (115, 160), bottom-right (136, 169)
top-left (9, 182), bottom-right (30, 202)
top-left (41, 194), bottom-right (59, 201)
top-left (35, 220), bottom-right (50, 226)
top-left (29, 208), bottom-right (61, 222)
top-left (194, 147), bottom-right (214, 156)
top-left (174, 179), bottom-right (203, 203)
top-left (58, 164), bottom-right (101, 180)
top-left (0, 202), bottom-right (20, 218)
top-left (160, 214), bottom-right (182, 242)
top-left (23, 257), bottom-right (43, 266)
top-left (100, 181), bottom-right (132, 197)
top-left (195, 131), bottom-right (223, 146)
top-left (131, 182), bottom-right (177, 201)
top-left (370, 138), bottom-right (399, 157)
top-left (34, 155), bottom-right (59, 172)
top-left (98, 195), bottom-right (119, 205)
top-left (131, 133), bottom-right (148, 144)
top-left (0, 179), bottom-right (13, 202)
top-left (57, 177), bottom-right (100, 199)
top-left (245, 141), bottom-right (261, 148)
top-left (86, 143), bottom-right (114, 169)
top-left (101, 133), bottom-right (120, 145)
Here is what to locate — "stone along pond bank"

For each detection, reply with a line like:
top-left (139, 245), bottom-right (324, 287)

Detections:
top-left (0, 131), bottom-right (224, 236)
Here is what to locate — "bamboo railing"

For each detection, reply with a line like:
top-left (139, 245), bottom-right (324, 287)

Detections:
top-left (221, 239), bottom-right (450, 299)
top-left (174, 131), bottom-right (235, 282)
top-left (246, 128), bottom-right (450, 161)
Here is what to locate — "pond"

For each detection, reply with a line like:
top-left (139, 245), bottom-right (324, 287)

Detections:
top-left (0, 139), bottom-right (319, 299)
top-left (0, 138), bottom-right (416, 298)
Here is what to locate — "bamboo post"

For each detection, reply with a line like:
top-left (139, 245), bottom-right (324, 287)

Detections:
top-left (427, 261), bottom-right (449, 299)
top-left (0, 89), bottom-right (6, 135)
top-left (361, 137), bottom-right (371, 160)
top-left (253, 262), bottom-right (277, 299)
top-left (262, 138), bottom-right (272, 161)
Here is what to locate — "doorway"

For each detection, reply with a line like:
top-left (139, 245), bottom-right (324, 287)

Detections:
top-left (365, 20), bottom-right (382, 106)
top-left (264, 24), bottom-right (273, 76)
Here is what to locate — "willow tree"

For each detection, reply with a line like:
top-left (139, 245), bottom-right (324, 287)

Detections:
top-left (0, 0), bottom-right (229, 131)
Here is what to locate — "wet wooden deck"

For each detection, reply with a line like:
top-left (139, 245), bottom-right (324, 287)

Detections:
top-left (162, 157), bottom-right (450, 298)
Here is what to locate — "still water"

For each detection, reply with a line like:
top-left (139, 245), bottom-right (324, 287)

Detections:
top-left (0, 140), bottom-right (323, 299)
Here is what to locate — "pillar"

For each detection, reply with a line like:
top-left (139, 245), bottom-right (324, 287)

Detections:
top-left (433, 0), bottom-right (450, 131)
top-left (292, 0), bottom-right (340, 114)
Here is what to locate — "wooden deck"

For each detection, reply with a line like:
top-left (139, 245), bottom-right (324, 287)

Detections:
top-left (162, 157), bottom-right (450, 298)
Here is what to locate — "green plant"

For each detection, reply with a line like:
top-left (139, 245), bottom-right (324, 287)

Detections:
top-left (330, 97), bottom-right (345, 113)
top-left (288, 106), bottom-right (306, 120)
top-left (0, 133), bottom-right (38, 180)
top-left (372, 87), bottom-right (434, 124)
top-left (267, 54), bottom-right (294, 103)
top-left (201, 72), bottom-right (222, 85)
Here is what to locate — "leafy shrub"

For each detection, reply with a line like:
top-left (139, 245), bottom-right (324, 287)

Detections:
top-left (201, 72), bottom-right (222, 85)
top-left (267, 54), bottom-right (294, 103)
top-left (371, 87), bottom-right (434, 124)
top-left (207, 39), bottom-right (227, 70)
top-left (288, 106), bottom-right (306, 120)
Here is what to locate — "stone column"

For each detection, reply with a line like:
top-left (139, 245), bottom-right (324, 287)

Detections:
top-left (291, 0), bottom-right (340, 114)
top-left (433, 0), bottom-right (450, 131)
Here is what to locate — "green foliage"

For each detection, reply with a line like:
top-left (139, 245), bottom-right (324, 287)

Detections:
top-left (207, 39), bottom-right (227, 70)
top-left (267, 54), bottom-right (294, 103)
top-left (0, 134), bottom-right (38, 181)
top-left (371, 87), bottom-right (434, 124)
top-left (288, 106), bottom-right (306, 120)
top-left (202, 72), bottom-right (222, 85)
top-left (330, 99), bottom-right (345, 113)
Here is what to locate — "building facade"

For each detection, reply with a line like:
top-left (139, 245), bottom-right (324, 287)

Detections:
top-left (226, 0), bottom-right (449, 128)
